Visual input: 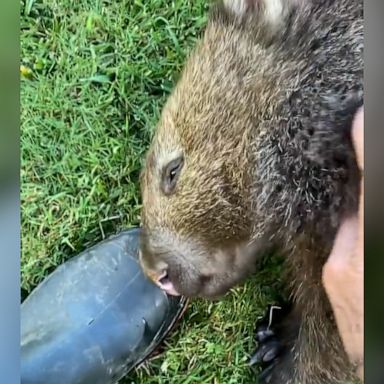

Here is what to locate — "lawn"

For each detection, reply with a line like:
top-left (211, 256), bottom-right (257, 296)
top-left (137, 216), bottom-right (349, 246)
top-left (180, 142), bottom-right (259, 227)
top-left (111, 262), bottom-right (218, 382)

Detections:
top-left (21, 1), bottom-right (283, 383)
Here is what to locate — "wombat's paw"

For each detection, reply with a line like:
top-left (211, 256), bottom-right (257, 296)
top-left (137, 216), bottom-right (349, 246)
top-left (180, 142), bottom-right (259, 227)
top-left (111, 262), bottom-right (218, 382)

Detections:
top-left (250, 328), bottom-right (281, 365)
top-left (249, 304), bottom-right (293, 384)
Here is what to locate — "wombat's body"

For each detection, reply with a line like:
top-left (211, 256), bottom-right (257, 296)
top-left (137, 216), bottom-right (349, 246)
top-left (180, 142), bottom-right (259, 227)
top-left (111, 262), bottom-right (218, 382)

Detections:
top-left (139, 0), bottom-right (363, 382)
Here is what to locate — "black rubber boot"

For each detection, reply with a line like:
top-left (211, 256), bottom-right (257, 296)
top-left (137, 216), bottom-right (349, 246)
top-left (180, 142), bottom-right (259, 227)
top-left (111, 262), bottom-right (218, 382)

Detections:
top-left (21, 228), bottom-right (188, 384)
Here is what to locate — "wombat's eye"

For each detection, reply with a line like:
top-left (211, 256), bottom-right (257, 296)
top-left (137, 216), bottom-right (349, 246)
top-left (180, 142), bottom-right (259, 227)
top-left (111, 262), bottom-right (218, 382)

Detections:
top-left (161, 156), bottom-right (184, 195)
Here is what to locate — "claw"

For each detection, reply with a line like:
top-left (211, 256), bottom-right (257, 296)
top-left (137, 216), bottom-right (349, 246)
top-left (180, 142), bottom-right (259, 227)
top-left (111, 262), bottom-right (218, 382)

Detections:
top-left (249, 339), bottom-right (282, 365)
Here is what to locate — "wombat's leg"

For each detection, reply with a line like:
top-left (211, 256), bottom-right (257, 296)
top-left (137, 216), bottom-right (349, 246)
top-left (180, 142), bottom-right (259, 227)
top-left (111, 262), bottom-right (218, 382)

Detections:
top-left (250, 297), bottom-right (353, 384)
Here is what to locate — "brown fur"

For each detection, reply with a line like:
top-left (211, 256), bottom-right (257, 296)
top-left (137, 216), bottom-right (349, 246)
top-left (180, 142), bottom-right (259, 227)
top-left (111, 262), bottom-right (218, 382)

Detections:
top-left (139, 0), bottom-right (363, 382)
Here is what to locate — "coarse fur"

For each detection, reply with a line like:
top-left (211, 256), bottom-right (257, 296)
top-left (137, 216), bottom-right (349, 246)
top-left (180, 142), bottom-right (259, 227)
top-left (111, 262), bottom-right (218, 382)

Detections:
top-left (139, 0), bottom-right (363, 383)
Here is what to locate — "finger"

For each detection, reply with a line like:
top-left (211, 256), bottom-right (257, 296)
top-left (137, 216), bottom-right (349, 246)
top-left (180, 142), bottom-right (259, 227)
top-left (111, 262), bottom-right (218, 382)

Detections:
top-left (352, 107), bottom-right (364, 270)
top-left (352, 107), bottom-right (364, 171)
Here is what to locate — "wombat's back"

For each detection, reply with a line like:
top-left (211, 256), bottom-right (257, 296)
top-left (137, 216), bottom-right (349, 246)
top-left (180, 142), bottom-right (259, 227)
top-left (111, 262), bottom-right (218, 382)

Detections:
top-left (245, 0), bottom-right (363, 246)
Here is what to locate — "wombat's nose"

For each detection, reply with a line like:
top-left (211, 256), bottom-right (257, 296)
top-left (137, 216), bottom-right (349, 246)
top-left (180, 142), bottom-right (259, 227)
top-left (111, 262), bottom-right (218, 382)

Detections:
top-left (138, 230), bottom-right (180, 295)
top-left (138, 256), bottom-right (179, 295)
top-left (154, 270), bottom-right (180, 296)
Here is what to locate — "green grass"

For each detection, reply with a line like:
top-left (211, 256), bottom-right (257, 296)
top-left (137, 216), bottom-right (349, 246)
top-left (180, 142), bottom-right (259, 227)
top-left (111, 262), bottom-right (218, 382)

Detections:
top-left (21, 1), bottom-right (283, 382)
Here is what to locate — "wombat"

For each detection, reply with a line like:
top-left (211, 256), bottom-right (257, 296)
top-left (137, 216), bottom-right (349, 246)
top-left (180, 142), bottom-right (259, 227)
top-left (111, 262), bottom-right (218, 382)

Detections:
top-left (139, 0), bottom-right (363, 383)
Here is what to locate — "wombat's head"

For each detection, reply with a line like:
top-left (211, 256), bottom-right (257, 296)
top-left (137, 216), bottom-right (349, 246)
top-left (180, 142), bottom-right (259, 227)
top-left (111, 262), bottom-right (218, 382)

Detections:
top-left (139, 0), bottom-right (298, 298)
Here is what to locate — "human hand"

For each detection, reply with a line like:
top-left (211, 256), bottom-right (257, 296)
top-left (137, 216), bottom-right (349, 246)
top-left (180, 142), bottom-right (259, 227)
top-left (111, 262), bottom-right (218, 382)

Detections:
top-left (323, 107), bottom-right (364, 380)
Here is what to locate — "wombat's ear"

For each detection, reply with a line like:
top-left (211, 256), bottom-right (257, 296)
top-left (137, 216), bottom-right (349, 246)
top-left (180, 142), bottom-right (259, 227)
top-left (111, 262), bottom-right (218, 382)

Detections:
top-left (223, 0), bottom-right (299, 26)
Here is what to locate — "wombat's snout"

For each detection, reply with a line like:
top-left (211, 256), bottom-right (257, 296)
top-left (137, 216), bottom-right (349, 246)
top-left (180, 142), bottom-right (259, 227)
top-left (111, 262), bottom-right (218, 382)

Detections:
top-left (140, 261), bottom-right (180, 296)
top-left (139, 233), bottom-right (181, 296)
top-left (154, 270), bottom-right (181, 296)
